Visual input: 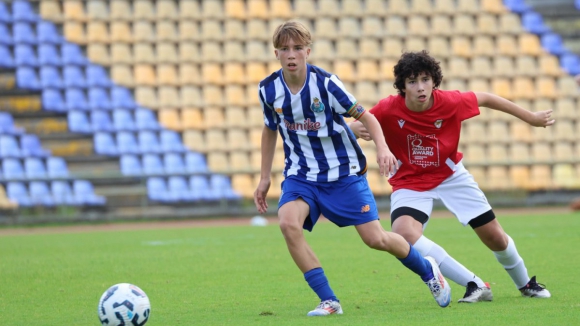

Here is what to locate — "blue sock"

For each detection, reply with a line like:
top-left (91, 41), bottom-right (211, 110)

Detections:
top-left (398, 245), bottom-right (434, 282)
top-left (304, 267), bottom-right (338, 302)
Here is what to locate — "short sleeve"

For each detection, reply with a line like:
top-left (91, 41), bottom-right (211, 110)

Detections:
top-left (457, 91), bottom-right (480, 121)
top-left (327, 75), bottom-right (360, 117)
top-left (258, 87), bottom-right (278, 131)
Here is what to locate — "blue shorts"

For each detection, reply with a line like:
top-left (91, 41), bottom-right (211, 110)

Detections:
top-left (278, 175), bottom-right (379, 231)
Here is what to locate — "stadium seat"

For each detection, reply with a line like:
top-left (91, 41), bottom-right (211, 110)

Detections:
top-left (134, 86), bottom-right (158, 109)
top-left (2, 158), bottom-right (25, 179)
top-left (135, 109), bottom-right (161, 130)
top-left (117, 131), bottom-right (140, 155)
top-left (158, 109), bottom-right (181, 130)
top-left (73, 180), bottom-right (106, 206)
top-left (93, 132), bottom-right (118, 156)
top-left (13, 22), bottom-right (36, 44)
top-left (6, 182), bottom-right (32, 207)
top-left (185, 152), bottom-right (208, 174)
top-left (210, 175), bottom-right (240, 200)
top-left (522, 11), bottom-right (550, 35)
top-left (63, 0), bottom-right (87, 21)
top-left (138, 131), bottom-right (162, 154)
top-left (0, 2), bottom-right (11, 23)
top-left (510, 143), bottom-right (530, 163)
top-left (51, 181), bottom-right (78, 206)
top-left (63, 65), bottom-right (87, 89)
top-left (12, 1), bottom-right (38, 22)
top-left (65, 88), bottom-right (89, 111)
top-left (190, 175), bottom-right (216, 201)
top-left (88, 88), bottom-right (112, 111)
top-left (560, 53), bottom-right (580, 75)
top-left (111, 87), bottom-right (137, 109)
top-left (157, 0), bottom-right (178, 20)
top-left (0, 23), bottom-right (12, 45)
top-left (24, 158), bottom-right (47, 179)
top-left (14, 44), bottom-right (38, 66)
top-left (61, 44), bottom-right (88, 66)
top-left (0, 45), bottom-right (14, 67)
top-left (86, 0), bottom-right (108, 21)
top-left (134, 43), bottom-right (157, 64)
top-left (110, 44), bottom-right (133, 65)
top-left (530, 165), bottom-right (552, 190)
top-left (168, 176), bottom-right (196, 201)
top-left (120, 154), bottom-right (142, 176)
top-left (68, 111), bottom-right (92, 133)
top-left (38, 44), bottom-right (62, 67)
top-left (142, 154), bottom-right (164, 175)
top-left (39, 66), bottom-right (63, 89)
top-left (85, 65), bottom-right (112, 88)
top-left (499, 13), bottom-right (523, 35)
top-left (21, 135), bottom-right (50, 157)
top-left (46, 157), bottom-right (69, 178)
top-left (0, 135), bottom-right (22, 158)
top-left (110, 0), bottom-right (132, 20)
top-left (113, 109), bottom-right (137, 132)
top-left (90, 111), bottom-right (114, 132)
top-left (134, 0), bottom-right (155, 21)
top-left (42, 89), bottom-right (66, 112)
top-left (158, 87), bottom-right (180, 108)
top-left (160, 130), bottom-right (187, 153)
top-left (541, 33), bottom-right (567, 56)
top-left (147, 177), bottom-right (176, 203)
top-left (157, 64), bottom-right (179, 86)
top-left (16, 67), bottom-right (41, 90)
top-left (63, 22), bottom-right (86, 44)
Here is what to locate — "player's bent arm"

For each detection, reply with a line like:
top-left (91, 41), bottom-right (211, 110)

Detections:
top-left (347, 120), bottom-right (370, 140)
top-left (357, 112), bottom-right (388, 149)
top-left (259, 126), bottom-right (278, 180)
top-left (475, 92), bottom-right (555, 127)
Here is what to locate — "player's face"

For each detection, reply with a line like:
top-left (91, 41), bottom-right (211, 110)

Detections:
top-left (403, 72), bottom-right (434, 110)
top-left (275, 38), bottom-right (310, 76)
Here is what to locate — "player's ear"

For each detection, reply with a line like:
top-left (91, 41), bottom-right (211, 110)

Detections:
top-left (274, 49), bottom-right (279, 60)
top-left (306, 47), bottom-right (311, 58)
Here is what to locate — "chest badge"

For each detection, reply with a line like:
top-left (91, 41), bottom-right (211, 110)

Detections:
top-left (398, 119), bottom-right (405, 128)
top-left (434, 119), bottom-right (443, 129)
top-left (310, 97), bottom-right (325, 113)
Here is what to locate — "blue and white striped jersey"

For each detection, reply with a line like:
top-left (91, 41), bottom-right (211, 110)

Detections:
top-left (258, 64), bottom-right (368, 182)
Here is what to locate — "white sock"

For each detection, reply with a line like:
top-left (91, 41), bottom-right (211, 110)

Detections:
top-left (493, 235), bottom-right (529, 289)
top-left (414, 235), bottom-right (485, 288)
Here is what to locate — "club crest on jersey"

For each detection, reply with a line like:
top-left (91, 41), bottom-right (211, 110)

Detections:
top-left (434, 119), bottom-right (443, 128)
top-left (310, 97), bottom-right (325, 113)
top-left (275, 108), bottom-right (283, 114)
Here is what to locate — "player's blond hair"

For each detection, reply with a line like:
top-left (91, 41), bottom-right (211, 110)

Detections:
top-left (272, 21), bottom-right (312, 49)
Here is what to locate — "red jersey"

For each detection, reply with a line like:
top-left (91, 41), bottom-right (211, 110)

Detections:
top-left (370, 90), bottom-right (479, 191)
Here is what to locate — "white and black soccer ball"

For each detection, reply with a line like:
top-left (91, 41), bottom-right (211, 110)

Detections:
top-left (98, 283), bottom-right (151, 326)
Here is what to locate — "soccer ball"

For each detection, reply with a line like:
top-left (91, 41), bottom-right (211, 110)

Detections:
top-left (98, 283), bottom-right (151, 325)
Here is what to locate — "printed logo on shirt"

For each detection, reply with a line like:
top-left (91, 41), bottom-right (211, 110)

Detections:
top-left (310, 97), bottom-right (325, 113)
top-left (275, 107), bottom-right (283, 114)
top-left (284, 118), bottom-right (321, 131)
top-left (434, 119), bottom-right (443, 129)
top-left (361, 204), bottom-right (371, 213)
top-left (398, 119), bottom-right (405, 128)
top-left (407, 134), bottom-right (440, 168)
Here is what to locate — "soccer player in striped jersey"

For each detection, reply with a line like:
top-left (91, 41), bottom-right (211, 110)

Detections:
top-left (350, 51), bottom-right (552, 302)
top-left (253, 21), bottom-right (452, 316)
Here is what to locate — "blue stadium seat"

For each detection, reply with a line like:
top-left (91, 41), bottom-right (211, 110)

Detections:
top-left (0, 45), bottom-right (15, 67)
top-left (111, 86), bottom-right (137, 109)
top-left (42, 89), bottom-right (66, 112)
top-left (63, 65), bottom-right (87, 88)
top-left (24, 157), bottom-right (47, 179)
top-left (68, 110), bottom-right (92, 133)
top-left (93, 132), bottom-right (118, 156)
top-left (160, 130), bottom-right (187, 153)
top-left (138, 130), bottom-right (162, 153)
top-left (0, 2), bottom-right (11, 23)
top-left (86, 65), bottom-right (112, 88)
top-left (164, 153), bottom-right (186, 174)
top-left (46, 157), bottom-right (69, 178)
top-left (6, 182), bottom-right (32, 207)
top-left (142, 154), bottom-right (164, 175)
top-left (14, 44), bottom-right (38, 66)
top-left (90, 111), bottom-right (114, 132)
top-left (37, 21), bottom-right (62, 44)
top-left (40, 66), bottom-right (64, 89)
top-left (88, 87), bottom-right (112, 110)
top-left (61, 43), bottom-right (87, 66)
top-left (185, 152), bottom-right (208, 173)
top-left (13, 22), bottom-right (36, 44)
top-left (577, 0), bottom-right (580, 10)
top-left (120, 154), bottom-right (142, 176)
top-left (135, 109), bottom-right (161, 130)
top-left (541, 33), bottom-right (567, 56)
top-left (190, 175), bottom-right (215, 201)
top-left (147, 177), bottom-right (176, 203)
top-left (210, 174), bottom-right (241, 200)
top-left (561, 53), bottom-right (580, 75)
top-left (0, 112), bottom-right (25, 134)
top-left (16, 66), bottom-right (41, 90)
top-left (12, 1), bottom-right (38, 22)
top-left (522, 11), bottom-right (550, 35)
top-left (73, 180), bottom-right (106, 206)
top-left (21, 134), bottom-right (51, 157)
top-left (2, 158), bottom-right (25, 179)
top-left (113, 109), bottom-right (137, 131)
top-left (168, 176), bottom-right (196, 202)
top-left (117, 131), bottom-right (140, 154)
top-left (29, 181), bottom-right (55, 206)
top-left (0, 135), bottom-right (22, 158)
top-left (38, 44), bottom-right (62, 66)
top-left (504, 0), bottom-right (531, 12)
top-left (51, 181), bottom-right (78, 206)
top-left (65, 88), bottom-right (89, 111)
top-left (0, 23), bottom-right (13, 45)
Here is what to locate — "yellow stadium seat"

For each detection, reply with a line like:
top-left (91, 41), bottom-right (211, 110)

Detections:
top-left (246, 41), bottom-right (268, 62)
top-left (201, 63), bottom-right (224, 86)
top-left (457, 0), bottom-right (480, 13)
top-left (360, 39), bottom-right (381, 59)
top-left (156, 0), bottom-right (178, 20)
top-left (183, 130), bottom-right (205, 152)
top-left (111, 64), bottom-right (134, 87)
top-left (531, 123), bottom-right (554, 142)
top-left (354, 81), bottom-right (378, 103)
top-left (553, 164), bottom-right (578, 188)
top-left (207, 152), bottom-right (229, 173)
top-left (110, 0), bottom-right (131, 20)
top-left (492, 56), bottom-right (515, 77)
top-left (158, 109), bottom-right (182, 131)
top-left (488, 121), bottom-right (510, 143)
top-left (453, 14), bottom-right (477, 36)
top-left (451, 36), bottom-right (472, 58)
top-left (201, 1), bottom-right (225, 19)
top-left (294, 0), bottom-right (317, 18)
top-left (512, 77), bottom-right (535, 100)
top-left (225, 0), bottom-right (247, 20)
top-left (361, 17), bottom-right (384, 39)
top-left (40, 1), bottom-right (63, 22)
top-left (157, 43), bottom-right (178, 64)
top-left (179, 64), bottom-right (201, 85)
top-left (203, 86), bottom-right (224, 107)
top-left (510, 121), bottom-right (532, 143)
top-left (491, 78), bottom-right (513, 100)
top-left (224, 20), bottom-right (246, 41)
top-left (384, 16), bottom-right (407, 38)
top-left (201, 42), bottom-right (224, 62)
top-left (405, 36), bottom-right (426, 52)
top-left (85, 0), bottom-right (108, 20)
top-left (536, 77), bottom-right (557, 99)
top-left (434, 0), bottom-right (457, 14)
top-left (181, 86), bottom-right (202, 107)
top-left (225, 85), bottom-right (247, 107)
top-left (387, 0), bottom-right (409, 15)
top-left (201, 20), bottom-right (223, 41)
top-left (336, 39), bottom-right (358, 60)
top-left (87, 44), bottom-right (110, 65)
top-left (477, 13), bottom-right (498, 35)
top-left (428, 36), bottom-right (450, 58)
top-left (224, 41), bottom-right (246, 62)
top-left (248, 108), bottom-right (264, 128)
top-left (249, 129), bottom-right (262, 150)
top-left (554, 120), bottom-right (575, 142)
top-left (444, 78), bottom-right (466, 92)
top-left (472, 57), bottom-right (493, 78)
top-left (338, 17), bottom-right (361, 39)
top-left (530, 165), bottom-right (553, 190)
top-left (110, 22), bottom-right (133, 43)
top-left (431, 16), bottom-right (453, 36)
top-left (509, 142), bottom-right (530, 163)
top-left (228, 129), bottom-right (251, 152)
top-left (519, 34), bottom-right (542, 56)
top-left (408, 16), bottom-right (430, 37)
top-left (488, 166), bottom-right (510, 190)
top-left (314, 18), bottom-right (338, 40)
top-left (509, 165), bottom-right (531, 189)
top-left (341, 0), bottom-right (363, 17)
top-left (135, 86), bottom-right (158, 109)
top-left (358, 59), bottom-right (380, 82)
top-left (468, 77), bottom-right (491, 93)
top-left (246, 85), bottom-right (261, 106)
top-left (469, 167), bottom-right (488, 189)
top-left (230, 151), bottom-right (252, 173)
top-left (157, 64), bottom-right (178, 86)
top-left (224, 63), bottom-right (246, 85)
top-left (538, 55), bottom-right (563, 76)
top-left (133, 21), bottom-right (155, 43)
top-left (333, 60), bottom-right (356, 82)
top-left (410, 0), bottom-right (434, 15)
top-left (246, 62), bottom-right (267, 84)
top-left (133, 43), bottom-right (156, 64)
top-left (158, 86), bottom-right (180, 108)
top-left (205, 129), bottom-right (228, 151)
top-left (133, 0), bottom-right (155, 20)
top-left (515, 56), bottom-right (538, 77)
top-left (63, 22), bottom-right (86, 44)
top-left (179, 0), bottom-right (200, 20)
top-left (312, 39), bottom-right (336, 60)
top-left (225, 107), bottom-right (247, 129)
top-left (182, 108), bottom-right (204, 130)
top-left (554, 142), bottom-right (574, 162)
top-left (488, 144), bottom-right (508, 164)
top-left (473, 35), bottom-right (496, 57)
top-left (157, 21), bottom-right (178, 42)
top-left (557, 76), bottom-right (579, 97)
top-left (86, 21), bottom-right (109, 43)
top-left (363, 0), bottom-right (387, 16)
top-left (318, 0), bottom-right (341, 17)
top-left (379, 81), bottom-right (399, 97)
top-left (464, 144), bottom-right (486, 164)
top-left (179, 21), bottom-right (200, 42)
top-left (448, 57), bottom-right (470, 79)
top-left (204, 108), bottom-right (226, 129)
top-left (499, 13), bottom-right (523, 34)
top-left (247, 0), bottom-right (269, 19)
top-left (531, 142), bottom-right (552, 163)
top-left (63, 0), bottom-right (86, 21)
top-left (556, 98), bottom-right (577, 118)
top-left (481, 0), bottom-right (506, 13)
top-left (532, 98), bottom-right (551, 112)
top-left (134, 64), bottom-right (156, 86)
top-left (110, 44), bottom-right (133, 64)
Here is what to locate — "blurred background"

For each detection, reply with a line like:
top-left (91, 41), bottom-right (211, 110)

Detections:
top-left (0, 0), bottom-right (578, 224)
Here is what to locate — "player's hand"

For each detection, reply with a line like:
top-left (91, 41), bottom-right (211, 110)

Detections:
top-left (376, 146), bottom-right (398, 177)
top-left (530, 110), bottom-right (556, 127)
top-left (254, 178), bottom-right (271, 214)
top-left (349, 121), bottom-right (372, 141)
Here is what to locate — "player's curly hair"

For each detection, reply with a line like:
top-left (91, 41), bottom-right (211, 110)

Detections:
top-left (393, 51), bottom-right (443, 97)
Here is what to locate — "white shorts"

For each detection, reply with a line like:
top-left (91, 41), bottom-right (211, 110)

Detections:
top-left (390, 162), bottom-right (492, 226)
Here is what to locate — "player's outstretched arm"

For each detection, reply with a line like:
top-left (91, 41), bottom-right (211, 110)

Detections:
top-left (254, 126), bottom-right (277, 214)
top-left (475, 92), bottom-right (556, 127)
top-left (357, 112), bottom-right (398, 176)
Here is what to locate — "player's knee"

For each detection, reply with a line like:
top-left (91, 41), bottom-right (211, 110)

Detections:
top-left (278, 217), bottom-right (302, 236)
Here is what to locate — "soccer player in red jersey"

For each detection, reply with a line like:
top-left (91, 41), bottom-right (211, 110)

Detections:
top-left (350, 51), bottom-right (553, 301)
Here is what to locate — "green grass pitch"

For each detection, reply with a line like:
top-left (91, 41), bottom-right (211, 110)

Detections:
top-left (0, 212), bottom-right (578, 325)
